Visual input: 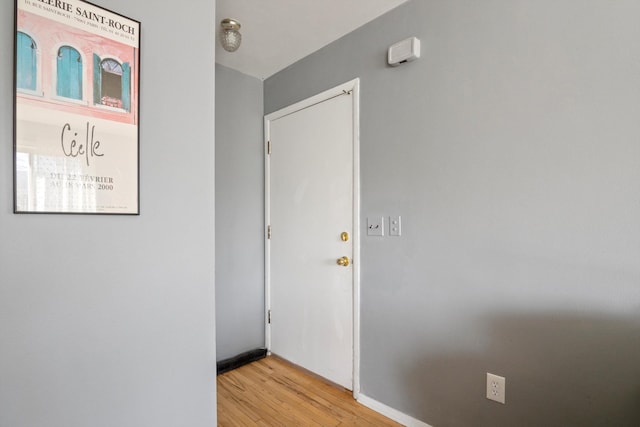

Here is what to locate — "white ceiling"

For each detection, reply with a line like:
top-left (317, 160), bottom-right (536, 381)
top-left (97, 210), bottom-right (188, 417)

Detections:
top-left (216, 0), bottom-right (409, 80)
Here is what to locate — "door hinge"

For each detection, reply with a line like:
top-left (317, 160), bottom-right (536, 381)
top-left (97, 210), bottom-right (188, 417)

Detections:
top-left (267, 225), bottom-right (271, 239)
top-left (267, 140), bottom-right (271, 155)
top-left (268, 310), bottom-right (271, 324)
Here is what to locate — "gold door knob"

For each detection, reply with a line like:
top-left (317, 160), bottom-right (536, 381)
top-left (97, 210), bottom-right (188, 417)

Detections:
top-left (336, 256), bottom-right (350, 267)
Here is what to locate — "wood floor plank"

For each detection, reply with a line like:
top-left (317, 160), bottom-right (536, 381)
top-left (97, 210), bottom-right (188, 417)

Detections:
top-left (217, 356), bottom-right (402, 426)
top-left (231, 362), bottom-right (334, 426)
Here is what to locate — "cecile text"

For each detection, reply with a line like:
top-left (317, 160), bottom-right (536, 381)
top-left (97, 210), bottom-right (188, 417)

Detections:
top-left (61, 122), bottom-right (104, 167)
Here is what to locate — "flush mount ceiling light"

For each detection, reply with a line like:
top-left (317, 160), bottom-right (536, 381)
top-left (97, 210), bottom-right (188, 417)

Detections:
top-left (220, 18), bottom-right (241, 52)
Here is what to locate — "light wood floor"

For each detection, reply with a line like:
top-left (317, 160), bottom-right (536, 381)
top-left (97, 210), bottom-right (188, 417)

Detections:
top-left (217, 356), bottom-right (402, 426)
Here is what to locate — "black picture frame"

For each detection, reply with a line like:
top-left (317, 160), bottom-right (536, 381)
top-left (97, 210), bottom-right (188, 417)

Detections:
top-left (14, 0), bottom-right (140, 214)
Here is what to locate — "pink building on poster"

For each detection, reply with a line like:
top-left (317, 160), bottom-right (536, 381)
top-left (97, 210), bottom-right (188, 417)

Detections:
top-left (16, 10), bottom-right (139, 125)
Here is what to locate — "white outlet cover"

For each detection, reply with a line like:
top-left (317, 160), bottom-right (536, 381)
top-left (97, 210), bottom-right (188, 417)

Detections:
top-left (389, 215), bottom-right (401, 236)
top-left (486, 373), bottom-right (506, 404)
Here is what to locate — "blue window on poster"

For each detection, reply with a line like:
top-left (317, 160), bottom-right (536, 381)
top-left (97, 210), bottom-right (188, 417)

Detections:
top-left (93, 55), bottom-right (131, 111)
top-left (16, 32), bottom-right (37, 91)
top-left (57, 46), bottom-right (83, 100)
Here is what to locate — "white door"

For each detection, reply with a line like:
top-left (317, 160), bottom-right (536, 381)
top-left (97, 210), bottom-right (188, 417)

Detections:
top-left (266, 80), bottom-right (359, 390)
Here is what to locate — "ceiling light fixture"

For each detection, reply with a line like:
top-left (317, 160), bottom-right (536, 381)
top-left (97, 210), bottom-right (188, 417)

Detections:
top-left (220, 18), bottom-right (241, 52)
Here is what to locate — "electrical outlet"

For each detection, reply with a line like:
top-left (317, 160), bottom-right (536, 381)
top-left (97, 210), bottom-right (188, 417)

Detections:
top-left (486, 373), bottom-right (506, 404)
top-left (389, 215), bottom-right (401, 236)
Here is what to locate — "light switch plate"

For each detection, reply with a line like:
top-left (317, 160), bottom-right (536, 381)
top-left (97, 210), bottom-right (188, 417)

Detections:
top-left (367, 217), bottom-right (384, 236)
top-left (389, 216), bottom-right (401, 236)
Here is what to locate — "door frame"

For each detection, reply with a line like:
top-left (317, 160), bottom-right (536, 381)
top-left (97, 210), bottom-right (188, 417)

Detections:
top-left (264, 78), bottom-right (361, 397)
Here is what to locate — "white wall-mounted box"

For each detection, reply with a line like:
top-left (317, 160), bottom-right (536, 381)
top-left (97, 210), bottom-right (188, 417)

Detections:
top-left (388, 37), bottom-right (421, 66)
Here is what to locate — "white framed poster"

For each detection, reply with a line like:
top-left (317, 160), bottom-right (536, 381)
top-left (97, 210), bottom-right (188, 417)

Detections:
top-left (14, 0), bottom-right (140, 214)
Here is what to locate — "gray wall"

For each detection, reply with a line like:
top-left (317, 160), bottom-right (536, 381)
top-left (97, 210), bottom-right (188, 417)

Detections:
top-left (265, 1), bottom-right (640, 426)
top-left (215, 64), bottom-right (265, 361)
top-left (0, 1), bottom-right (217, 426)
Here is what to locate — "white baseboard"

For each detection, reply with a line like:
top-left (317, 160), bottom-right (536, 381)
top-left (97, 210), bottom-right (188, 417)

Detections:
top-left (357, 394), bottom-right (433, 427)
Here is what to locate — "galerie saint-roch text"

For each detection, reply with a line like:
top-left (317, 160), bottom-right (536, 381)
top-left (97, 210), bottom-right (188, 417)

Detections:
top-left (32, 0), bottom-right (136, 35)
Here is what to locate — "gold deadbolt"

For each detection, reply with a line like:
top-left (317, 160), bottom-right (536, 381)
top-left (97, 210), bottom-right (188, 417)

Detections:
top-left (341, 232), bottom-right (349, 242)
top-left (336, 256), bottom-right (350, 267)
